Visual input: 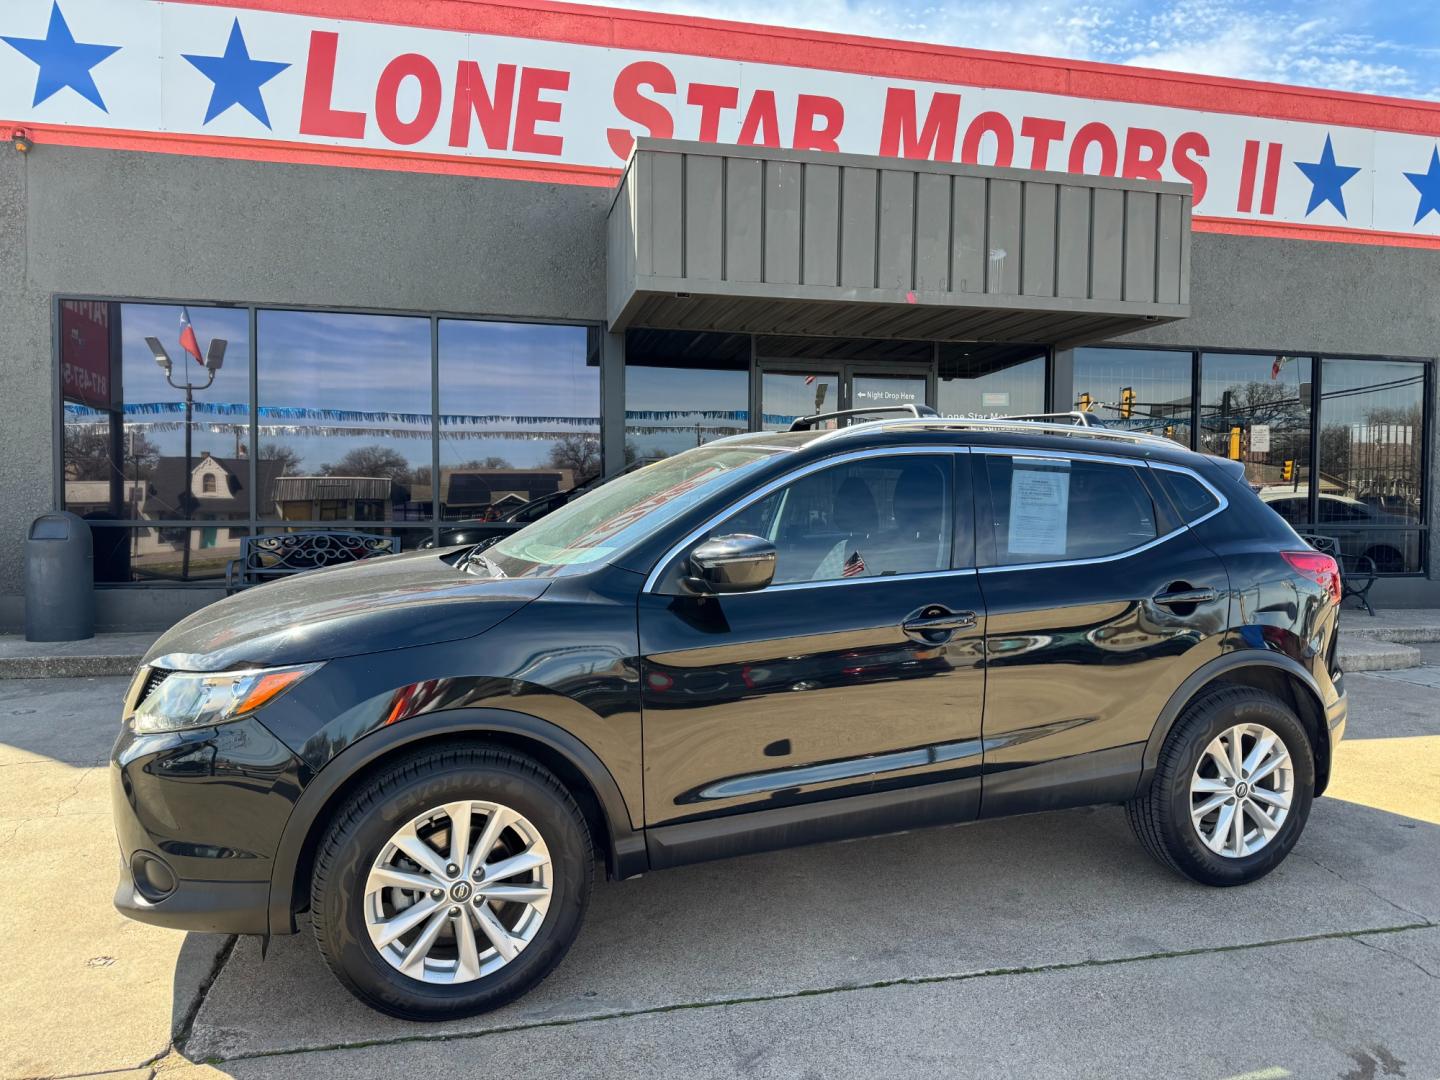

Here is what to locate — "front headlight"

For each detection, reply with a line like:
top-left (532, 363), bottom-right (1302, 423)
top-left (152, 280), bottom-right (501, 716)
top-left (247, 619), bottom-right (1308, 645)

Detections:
top-left (131, 663), bottom-right (322, 735)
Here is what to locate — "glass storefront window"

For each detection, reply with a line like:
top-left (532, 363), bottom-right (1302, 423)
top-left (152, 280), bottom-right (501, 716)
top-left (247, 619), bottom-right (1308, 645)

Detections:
top-left (62, 302), bottom-right (253, 526)
top-left (624, 330), bottom-right (749, 460)
top-left (90, 525), bottom-right (249, 584)
top-left (438, 321), bottom-right (600, 521)
top-left (937, 345), bottom-right (1045, 417)
top-left (1200, 353), bottom-right (1312, 501)
top-left (1073, 347), bottom-right (1192, 445)
top-left (257, 311), bottom-right (431, 522)
top-left (1317, 358), bottom-right (1427, 574)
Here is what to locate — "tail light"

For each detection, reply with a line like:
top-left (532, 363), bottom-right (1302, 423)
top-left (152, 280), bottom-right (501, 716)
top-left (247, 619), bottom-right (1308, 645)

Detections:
top-left (1282, 550), bottom-right (1342, 605)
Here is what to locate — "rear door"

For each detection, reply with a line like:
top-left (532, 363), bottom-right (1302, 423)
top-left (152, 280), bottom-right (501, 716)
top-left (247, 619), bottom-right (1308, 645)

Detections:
top-left (637, 448), bottom-right (987, 861)
top-left (974, 449), bottom-right (1231, 817)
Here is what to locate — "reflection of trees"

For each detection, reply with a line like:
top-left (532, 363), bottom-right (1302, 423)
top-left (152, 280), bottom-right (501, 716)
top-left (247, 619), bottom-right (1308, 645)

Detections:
top-left (1320, 403), bottom-right (1423, 503)
top-left (64, 426), bottom-right (158, 480)
top-left (321, 444), bottom-right (412, 482)
top-left (412, 458), bottom-right (512, 488)
top-left (1203, 381), bottom-right (1306, 429)
top-left (258, 444), bottom-right (301, 475)
top-left (1200, 380), bottom-right (1309, 464)
top-left (547, 432), bottom-right (601, 482)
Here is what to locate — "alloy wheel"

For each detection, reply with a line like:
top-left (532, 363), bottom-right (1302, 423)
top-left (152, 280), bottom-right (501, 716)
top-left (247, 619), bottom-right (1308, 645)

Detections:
top-left (363, 800), bottom-right (553, 983)
top-left (1189, 722), bottom-right (1293, 859)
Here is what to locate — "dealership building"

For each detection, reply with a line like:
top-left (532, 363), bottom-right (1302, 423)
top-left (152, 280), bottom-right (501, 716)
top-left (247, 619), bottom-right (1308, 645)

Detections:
top-left (2, 0), bottom-right (1439, 630)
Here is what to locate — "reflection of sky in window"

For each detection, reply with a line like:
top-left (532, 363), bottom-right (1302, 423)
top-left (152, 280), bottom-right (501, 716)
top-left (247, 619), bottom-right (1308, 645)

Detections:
top-left (1321, 359), bottom-right (1426, 429)
top-left (937, 357), bottom-right (1044, 416)
top-left (761, 372), bottom-right (838, 428)
top-left (1073, 349), bottom-right (1192, 422)
top-left (439, 321), bottom-right (598, 468)
top-left (258, 310), bottom-right (431, 473)
top-left (626, 365), bottom-right (747, 459)
top-left (114, 304), bottom-right (252, 462)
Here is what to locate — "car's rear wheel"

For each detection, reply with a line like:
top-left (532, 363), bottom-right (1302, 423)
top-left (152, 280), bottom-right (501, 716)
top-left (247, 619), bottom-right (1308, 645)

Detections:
top-left (1126, 686), bottom-right (1315, 886)
top-left (310, 744), bottom-right (592, 1019)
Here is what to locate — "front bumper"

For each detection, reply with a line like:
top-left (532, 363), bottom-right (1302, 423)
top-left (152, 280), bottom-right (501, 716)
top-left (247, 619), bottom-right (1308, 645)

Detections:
top-left (111, 714), bottom-right (305, 935)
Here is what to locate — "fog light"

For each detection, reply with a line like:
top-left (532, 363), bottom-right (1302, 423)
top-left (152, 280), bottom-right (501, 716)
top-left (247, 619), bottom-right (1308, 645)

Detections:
top-left (130, 851), bottom-right (177, 902)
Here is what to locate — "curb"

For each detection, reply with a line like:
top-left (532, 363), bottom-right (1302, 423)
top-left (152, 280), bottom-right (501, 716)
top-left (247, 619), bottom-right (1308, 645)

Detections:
top-left (1336, 636), bottom-right (1422, 673)
top-left (0, 652), bottom-right (145, 680)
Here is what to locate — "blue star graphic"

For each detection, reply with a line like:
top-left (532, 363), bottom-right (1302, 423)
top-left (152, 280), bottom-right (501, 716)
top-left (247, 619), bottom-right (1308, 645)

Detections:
top-left (182, 19), bottom-right (290, 128)
top-left (2, 3), bottom-right (121, 112)
top-left (1293, 134), bottom-right (1362, 219)
top-left (1404, 147), bottom-right (1440, 225)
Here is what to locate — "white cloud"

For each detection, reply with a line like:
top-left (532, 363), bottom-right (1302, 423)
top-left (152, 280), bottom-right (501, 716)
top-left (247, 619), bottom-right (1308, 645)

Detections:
top-left (563, 0), bottom-right (1440, 101)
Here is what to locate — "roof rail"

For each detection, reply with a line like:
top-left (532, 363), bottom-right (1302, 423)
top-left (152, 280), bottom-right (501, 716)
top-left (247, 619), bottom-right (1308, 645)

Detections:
top-left (809, 413), bottom-right (1180, 449)
top-left (1003, 410), bottom-right (1104, 427)
top-left (788, 403), bottom-right (939, 431)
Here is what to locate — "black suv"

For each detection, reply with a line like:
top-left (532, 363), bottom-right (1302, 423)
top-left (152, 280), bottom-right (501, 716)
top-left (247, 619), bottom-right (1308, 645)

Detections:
top-left (112, 412), bottom-right (1347, 1020)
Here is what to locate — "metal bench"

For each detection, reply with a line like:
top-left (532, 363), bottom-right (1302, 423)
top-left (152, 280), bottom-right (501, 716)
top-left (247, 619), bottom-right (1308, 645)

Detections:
top-left (1299, 533), bottom-right (1377, 616)
top-left (226, 531), bottom-right (400, 593)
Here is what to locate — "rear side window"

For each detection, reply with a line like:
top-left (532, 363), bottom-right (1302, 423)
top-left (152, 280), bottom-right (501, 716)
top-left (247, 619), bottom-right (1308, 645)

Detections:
top-left (983, 455), bottom-right (1158, 565)
top-left (1155, 468), bottom-right (1221, 523)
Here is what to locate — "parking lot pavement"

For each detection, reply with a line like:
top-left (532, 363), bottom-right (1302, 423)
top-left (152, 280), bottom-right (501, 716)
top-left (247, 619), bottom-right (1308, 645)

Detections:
top-left (0, 677), bottom-right (229, 1080)
top-left (2, 667), bottom-right (1437, 1080)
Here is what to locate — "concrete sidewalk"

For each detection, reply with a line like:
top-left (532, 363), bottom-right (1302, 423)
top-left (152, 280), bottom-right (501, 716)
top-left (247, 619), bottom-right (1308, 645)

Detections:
top-left (1, 661), bottom-right (1437, 1080)
top-left (0, 633), bottom-right (156, 679)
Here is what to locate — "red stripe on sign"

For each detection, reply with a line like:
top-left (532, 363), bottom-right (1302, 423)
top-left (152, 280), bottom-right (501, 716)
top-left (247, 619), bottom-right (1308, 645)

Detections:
top-left (1260, 142), bottom-right (1283, 216)
top-left (1237, 140), bottom-right (1259, 214)
top-left (1194, 216), bottom-right (1440, 251)
top-left (171, 0), bottom-right (1440, 136)
top-left (0, 122), bottom-right (621, 187)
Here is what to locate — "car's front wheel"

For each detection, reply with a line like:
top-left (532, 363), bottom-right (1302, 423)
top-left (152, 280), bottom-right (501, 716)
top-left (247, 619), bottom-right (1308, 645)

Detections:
top-left (1127, 686), bottom-right (1315, 886)
top-left (310, 743), bottom-right (593, 1019)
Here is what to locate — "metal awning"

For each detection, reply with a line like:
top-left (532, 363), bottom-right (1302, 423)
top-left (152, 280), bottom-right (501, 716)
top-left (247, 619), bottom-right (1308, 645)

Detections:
top-left (607, 140), bottom-right (1191, 347)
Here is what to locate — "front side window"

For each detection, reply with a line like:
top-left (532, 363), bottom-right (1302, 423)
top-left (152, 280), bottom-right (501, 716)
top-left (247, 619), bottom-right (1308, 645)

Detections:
top-left (984, 455), bottom-right (1158, 566)
top-left (707, 455), bottom-right (955, 585)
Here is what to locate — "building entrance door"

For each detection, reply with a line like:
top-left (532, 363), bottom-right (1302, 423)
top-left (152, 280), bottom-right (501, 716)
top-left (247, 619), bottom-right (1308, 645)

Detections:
top-left (756, 363), bottom-right (931, 431)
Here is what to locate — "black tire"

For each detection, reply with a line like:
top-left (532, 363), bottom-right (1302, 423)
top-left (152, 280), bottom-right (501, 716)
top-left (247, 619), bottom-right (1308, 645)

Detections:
top-left (1126, 686), bottom-right (1315, 886)
top-left (310, 743), bottom-right (593, 1020)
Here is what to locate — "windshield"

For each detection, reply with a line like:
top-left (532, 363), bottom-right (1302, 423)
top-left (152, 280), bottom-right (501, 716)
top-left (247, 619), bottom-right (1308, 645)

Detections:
top-left (480, 444), bottom-right (783, 577)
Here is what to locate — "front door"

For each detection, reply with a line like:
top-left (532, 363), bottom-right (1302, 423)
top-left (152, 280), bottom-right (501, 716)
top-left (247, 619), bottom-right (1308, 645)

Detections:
top-left (972, 449), bottom-right (1231, 817)
top-left (638, 449), bottom-right (987, 866)
top-left (757, 364), bottom-right (932, 430)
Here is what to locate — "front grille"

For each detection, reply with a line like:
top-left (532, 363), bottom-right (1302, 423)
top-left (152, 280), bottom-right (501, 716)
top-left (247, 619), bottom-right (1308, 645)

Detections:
top-left (139, 667), bottom-right (173, 704)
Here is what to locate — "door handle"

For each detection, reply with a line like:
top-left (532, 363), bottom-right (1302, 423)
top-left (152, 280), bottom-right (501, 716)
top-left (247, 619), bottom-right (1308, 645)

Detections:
top-left (902, 607), bottom-right (977, 640)
top-left (1153, 587), bottom-right (1218, 607)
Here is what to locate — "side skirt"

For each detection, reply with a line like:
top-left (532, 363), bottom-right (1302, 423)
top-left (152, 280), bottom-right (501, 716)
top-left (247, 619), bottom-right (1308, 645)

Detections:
top-left (645, 776), bottom-right (981, 870)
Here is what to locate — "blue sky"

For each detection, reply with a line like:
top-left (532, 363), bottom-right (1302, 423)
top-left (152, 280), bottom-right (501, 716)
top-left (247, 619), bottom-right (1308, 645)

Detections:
top-left (571, 0), bottom-right (1440, 101)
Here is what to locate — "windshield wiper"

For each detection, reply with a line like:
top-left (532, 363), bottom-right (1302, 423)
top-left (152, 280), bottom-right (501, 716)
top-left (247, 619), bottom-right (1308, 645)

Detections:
top-left (463, 546), bottom-right (506, 578)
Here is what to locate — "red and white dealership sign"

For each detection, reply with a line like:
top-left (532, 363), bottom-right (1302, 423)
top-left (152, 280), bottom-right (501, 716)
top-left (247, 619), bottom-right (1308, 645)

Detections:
top-left (4, 0), bottom-right (1440, 249)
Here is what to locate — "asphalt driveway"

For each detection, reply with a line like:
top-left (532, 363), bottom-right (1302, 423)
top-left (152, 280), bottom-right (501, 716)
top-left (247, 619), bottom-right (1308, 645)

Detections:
top-left (1, 668), bottom-right (1436, 1080)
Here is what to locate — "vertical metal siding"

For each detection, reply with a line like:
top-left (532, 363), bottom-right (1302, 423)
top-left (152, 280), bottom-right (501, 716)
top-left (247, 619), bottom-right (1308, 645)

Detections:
top-left (609, 142), bottom-right (1192, 334)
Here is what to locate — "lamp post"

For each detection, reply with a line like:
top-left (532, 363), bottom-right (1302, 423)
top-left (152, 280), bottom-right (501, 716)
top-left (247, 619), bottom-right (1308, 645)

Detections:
top-left (145, 335), bottom-right (227, 581)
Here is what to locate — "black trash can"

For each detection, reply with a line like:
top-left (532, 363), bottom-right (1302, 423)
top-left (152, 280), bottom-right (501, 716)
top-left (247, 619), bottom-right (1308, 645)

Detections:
top-left (25, 512), bottom-right (95, 642)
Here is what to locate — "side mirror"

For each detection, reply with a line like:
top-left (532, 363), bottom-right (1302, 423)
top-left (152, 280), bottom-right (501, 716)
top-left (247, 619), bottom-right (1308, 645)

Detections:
top-left (687, 534), bottom-right (776, 594)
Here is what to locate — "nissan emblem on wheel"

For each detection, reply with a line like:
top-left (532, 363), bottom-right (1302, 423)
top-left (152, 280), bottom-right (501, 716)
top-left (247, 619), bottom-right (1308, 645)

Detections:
top-left (111, 409), bottom-right (1347, 1020)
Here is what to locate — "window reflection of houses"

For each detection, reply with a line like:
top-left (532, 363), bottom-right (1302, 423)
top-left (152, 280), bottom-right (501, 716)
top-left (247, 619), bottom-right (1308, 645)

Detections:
top-left (272, 476), bottom-right (392, 522)
top-left (64, 452), bottom-right (276, 581)
top-left (438, 468), bottom-right (574, 520)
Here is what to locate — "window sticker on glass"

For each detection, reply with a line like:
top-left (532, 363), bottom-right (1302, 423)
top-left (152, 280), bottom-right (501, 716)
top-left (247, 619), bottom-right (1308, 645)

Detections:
top-left (1008, 459), bottom-right (1070, 555)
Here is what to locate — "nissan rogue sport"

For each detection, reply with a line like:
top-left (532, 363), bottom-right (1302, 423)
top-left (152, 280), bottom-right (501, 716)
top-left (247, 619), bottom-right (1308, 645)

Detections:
top-left (112, 410), bottom-right (1347, 1020)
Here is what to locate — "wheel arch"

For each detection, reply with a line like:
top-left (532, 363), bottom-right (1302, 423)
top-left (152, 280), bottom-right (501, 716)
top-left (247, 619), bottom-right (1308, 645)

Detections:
top-left (1137, 652), bottom-right (1333, 799)
top-left (267, 708), bottom-right (648, 937)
